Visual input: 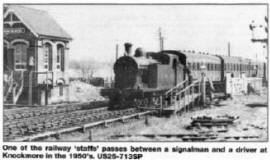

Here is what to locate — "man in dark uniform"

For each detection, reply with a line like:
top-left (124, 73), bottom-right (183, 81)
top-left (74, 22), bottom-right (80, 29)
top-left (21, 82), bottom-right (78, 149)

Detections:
top-left (184, 66), bottom-right (193, 85)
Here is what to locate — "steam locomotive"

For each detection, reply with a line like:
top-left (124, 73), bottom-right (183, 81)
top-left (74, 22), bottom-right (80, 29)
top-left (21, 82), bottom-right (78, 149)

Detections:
top-left (101, 43), bottom-right (266, 109)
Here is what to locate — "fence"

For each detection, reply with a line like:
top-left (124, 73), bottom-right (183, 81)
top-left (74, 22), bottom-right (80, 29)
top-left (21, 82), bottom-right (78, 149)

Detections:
top-left (226, 73), bottom-right (263, 96)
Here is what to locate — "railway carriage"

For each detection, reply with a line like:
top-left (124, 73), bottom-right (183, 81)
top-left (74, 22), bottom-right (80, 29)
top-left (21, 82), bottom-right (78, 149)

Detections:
top-left (179, 51), bottom-right (221, 82)
top-left (217, 55), bottom-right (243, 79)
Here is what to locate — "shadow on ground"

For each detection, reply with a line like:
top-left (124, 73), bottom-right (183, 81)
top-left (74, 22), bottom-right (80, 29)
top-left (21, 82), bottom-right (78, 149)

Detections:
top-left (246, 103), bottom-right (268, 108)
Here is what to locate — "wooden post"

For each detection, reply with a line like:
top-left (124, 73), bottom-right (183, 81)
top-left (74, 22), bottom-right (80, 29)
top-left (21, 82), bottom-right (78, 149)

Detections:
top-left (174, 94), bottom-right (177, 113)
top-left (104, 121), bottom-right (108, 127)
top-left (88, 129), bottom-right (92, 141)
top-left (45, 72), bottom-right (48, 105)
top-left (145, 115), bottom-right (149, 126)
top-left (176, 95), bottom-right (179, 110)
top-left (12, 86), bottom-right (15, 104)
top-left (82, 126), bottom-right (86, 133)
top-left (192, 85), bottom-right (194, 109)
top-left (170, 92), bottom-right (173, 106)
top-left (55, 132), bottom-right (61, 140)
top-left (183, 90), bottom-right (186, 113)
top-left (201, 74), bottom-right (206, 108)
top-left (160, 95), bottom-right (163, 109)
top-left (28, 71), bottom-right (32, 105)
top-left (197, 80), bottom-right (200, 109)
top-left (178, 93), bottom-right (181, 111)
top-left (187, 87), bottom-right (190, 112)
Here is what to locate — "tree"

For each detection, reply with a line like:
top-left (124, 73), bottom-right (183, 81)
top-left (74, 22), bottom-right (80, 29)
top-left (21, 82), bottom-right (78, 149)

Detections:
top-left (69, 59), bottom-right (98, 78)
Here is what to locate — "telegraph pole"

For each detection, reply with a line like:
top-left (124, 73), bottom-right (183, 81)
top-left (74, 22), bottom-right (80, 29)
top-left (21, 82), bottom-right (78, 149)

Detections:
top-left (158, 28), bottom-right (164, 51)
top-left (115, 44), bottom-right (119, 61)
top-left (227, 42), bottom-right (231, 57)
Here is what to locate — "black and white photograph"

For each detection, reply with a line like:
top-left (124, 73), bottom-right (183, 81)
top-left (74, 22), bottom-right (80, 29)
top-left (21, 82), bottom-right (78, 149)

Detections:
top-left (2, 3), bottom-right (268, 142)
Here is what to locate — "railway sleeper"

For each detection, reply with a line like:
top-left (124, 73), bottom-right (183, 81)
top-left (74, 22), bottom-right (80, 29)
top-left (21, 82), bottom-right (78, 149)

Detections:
top-left (6, 115), bottom-right (15, 120)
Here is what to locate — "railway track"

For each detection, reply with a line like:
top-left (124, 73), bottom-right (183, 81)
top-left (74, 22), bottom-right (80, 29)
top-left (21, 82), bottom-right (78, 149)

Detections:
top-left (4, 101), bottom-right (108, 121)
top-left (4, 103), bottom-right (154, 141)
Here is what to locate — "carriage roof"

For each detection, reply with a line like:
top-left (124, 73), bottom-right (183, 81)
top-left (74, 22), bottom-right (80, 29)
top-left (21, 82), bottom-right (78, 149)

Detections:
top-left (181, 51), bottom-right (220, 64)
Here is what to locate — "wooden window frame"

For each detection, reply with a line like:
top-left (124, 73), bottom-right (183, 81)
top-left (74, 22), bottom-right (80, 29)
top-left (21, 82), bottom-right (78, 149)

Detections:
top-left (13, 42), bottom-right (28, 71)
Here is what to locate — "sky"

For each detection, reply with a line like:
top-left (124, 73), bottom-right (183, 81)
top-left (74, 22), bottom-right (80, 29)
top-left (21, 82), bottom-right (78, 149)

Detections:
top-left (26, 5), bottom-right (268, 62)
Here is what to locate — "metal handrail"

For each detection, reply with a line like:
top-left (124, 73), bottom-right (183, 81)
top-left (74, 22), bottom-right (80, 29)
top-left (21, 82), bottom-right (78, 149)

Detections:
top-left (165, 79), bottom-right (188, 95)
top-left (175, 79), bottom-right (201, 96)
top-left (3, 70), bottom-right (14, 102)
top-left (13, 71), bottom-right (24, 104)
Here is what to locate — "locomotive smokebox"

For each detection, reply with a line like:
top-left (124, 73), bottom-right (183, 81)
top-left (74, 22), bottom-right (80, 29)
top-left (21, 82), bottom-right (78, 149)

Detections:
top-left (124, 42), bottom-right (132, 56)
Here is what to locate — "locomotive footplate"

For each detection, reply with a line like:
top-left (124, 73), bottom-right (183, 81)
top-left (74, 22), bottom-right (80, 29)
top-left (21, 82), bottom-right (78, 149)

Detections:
top-left (101, 88), bottom-right (167, 109)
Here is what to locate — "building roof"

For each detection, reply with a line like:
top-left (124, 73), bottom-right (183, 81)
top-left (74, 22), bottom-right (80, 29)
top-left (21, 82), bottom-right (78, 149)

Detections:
top-left (5, 5), bottom-right (72, 40)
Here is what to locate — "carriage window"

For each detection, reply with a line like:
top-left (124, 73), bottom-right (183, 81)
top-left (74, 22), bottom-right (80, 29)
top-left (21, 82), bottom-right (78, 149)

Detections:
top-left (192, 63), bottom-right (196, 70)
top-left (14, 42), bottom-right (27, 70)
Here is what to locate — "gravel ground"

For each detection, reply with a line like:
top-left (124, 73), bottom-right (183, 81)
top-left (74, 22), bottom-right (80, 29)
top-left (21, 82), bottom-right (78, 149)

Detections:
top-left (69, 81), bottom-right (105, 102)
top-left (43, 88), bottom-right (267, 142)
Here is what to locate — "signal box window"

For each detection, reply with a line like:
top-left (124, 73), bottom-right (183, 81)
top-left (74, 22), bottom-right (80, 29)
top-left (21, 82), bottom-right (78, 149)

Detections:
top-left (57, 44), bottom-right (64, 71)
top-left (44, 43), bottom-right (52, 71)
top-left (14, 42), bottom-right (27, 70)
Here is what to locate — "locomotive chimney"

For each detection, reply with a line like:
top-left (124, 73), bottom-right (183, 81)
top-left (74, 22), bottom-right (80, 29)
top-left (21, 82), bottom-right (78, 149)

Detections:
top-left (124, 42), bottom-right (132, 56)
